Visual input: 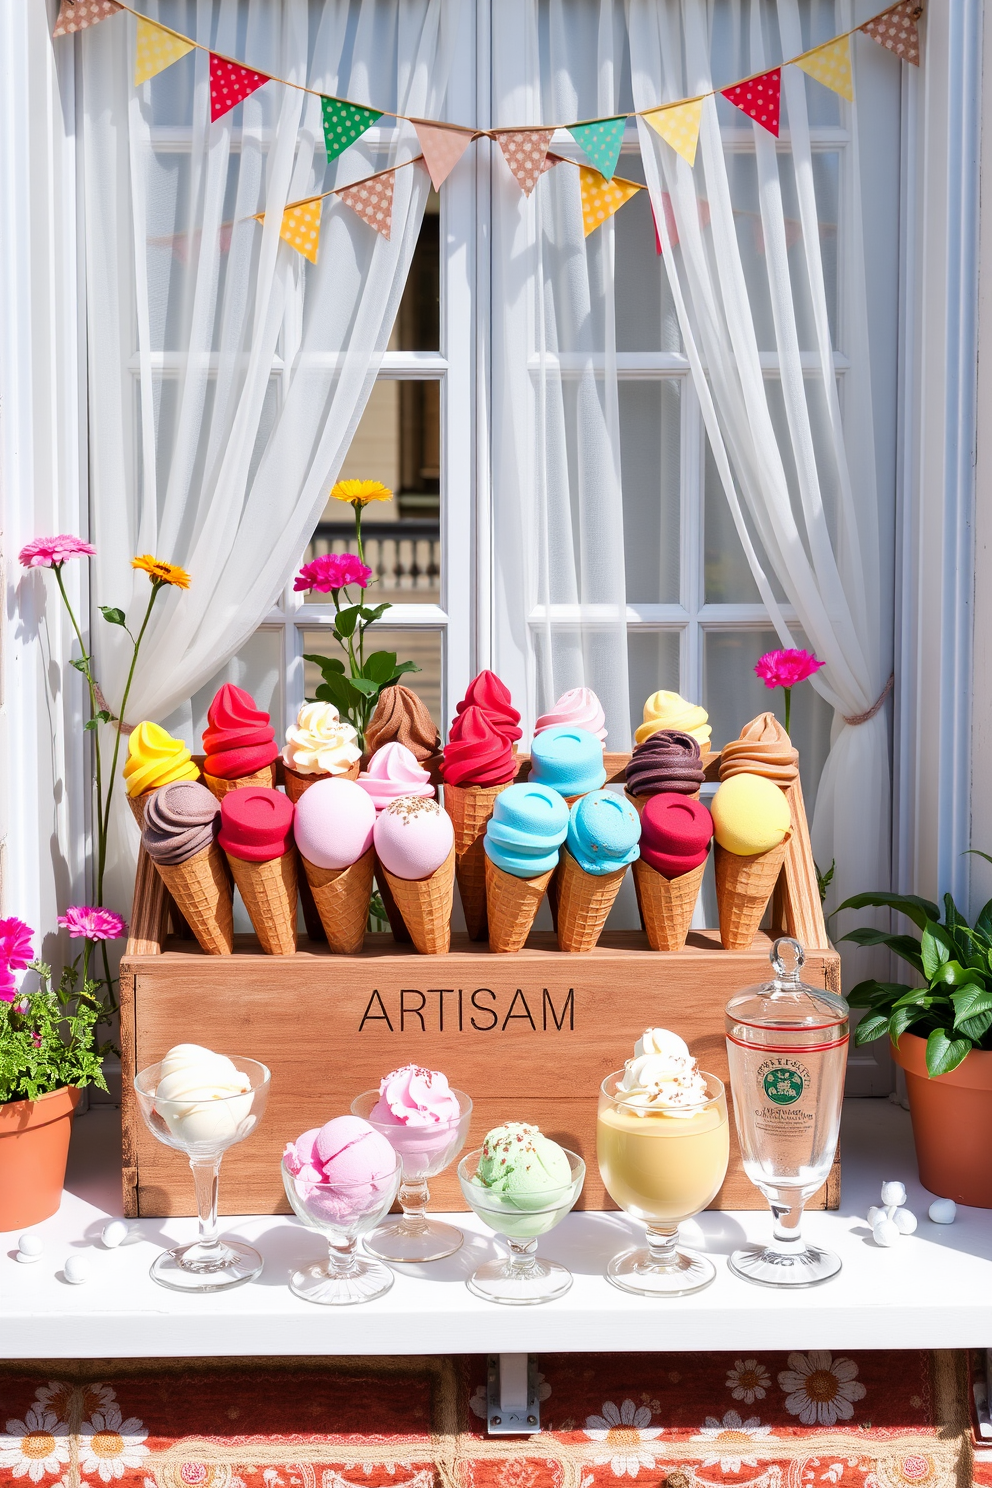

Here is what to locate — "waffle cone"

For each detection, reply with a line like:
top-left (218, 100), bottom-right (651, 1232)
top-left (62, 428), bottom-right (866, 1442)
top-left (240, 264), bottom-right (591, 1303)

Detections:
top-left (226, 850), bottom-right (298, 954)
top-left (153, 843), bottom-right (234, 955)
top-left (380, 845), bottom-right (455, 955)
top-left (282, 759), bottom-right (360, 802)
top-left (443, 781), bottom-right (511, 940)
top-left (633, 857), bottom-right (705, 952)
top-left (555, 849), bottom-right (627, 953)
top-left (204, 761), bottom-right (277, 802)
top-left (714, 835), bottom-right (790, 950)
top-left (303, 846), bottom-right (375, 955)
top-left (374, 865), bottom-right (412, 942)
top-left (127, 790), bottom-right (157, 828)
top-left (485, 857), bottom-right (555, 953)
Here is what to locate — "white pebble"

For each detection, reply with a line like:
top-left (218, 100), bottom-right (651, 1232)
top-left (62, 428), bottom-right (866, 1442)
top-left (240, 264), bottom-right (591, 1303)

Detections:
top-left (873, 1217), bottom-right (900, 1247)
top-left (867, 1205), bottom-right (883, 1227)
top-left (63, 1254), bottom-right (90, 1284)
top-left (16, 1232), bottom-right (43, 1260)
top-left (893, 1207), bottom-right (918, 1234)
top-left (928, 1198), bottom-right (957, 1224)
top-left (880, 1180), bottom-right (907, 1206)
top-left (102, 1220), bottom-right (129, 1249)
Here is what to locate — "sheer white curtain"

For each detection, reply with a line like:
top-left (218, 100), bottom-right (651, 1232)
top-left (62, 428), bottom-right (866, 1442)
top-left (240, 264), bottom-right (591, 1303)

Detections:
top-left (78, 0), bottom-right (462, 911)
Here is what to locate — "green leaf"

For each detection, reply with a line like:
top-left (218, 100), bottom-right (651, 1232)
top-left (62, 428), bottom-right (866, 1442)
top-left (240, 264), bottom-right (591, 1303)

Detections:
top-left (889, 1003), bottom-right (928, 1043)
top-left (358, 604), bottom-right (391, 624)
top-left (933, 959), bottom-right (983, 988)
top-left (975, 896), bottom-right (992, 941)
top-left (838, 927), bottom-right (924, 972)
top-left (957, 1009), bottom-right (992, 1043)
top-left (314, 673), bottom-right (363, 714)
top-left (951, 984), bottom-right (992, 1025)
top-left (920, 922), bottom-right (953, 980)
top-left (891, 986), bottom-right (945, 1009)
top-left (362, 650), bottom-right (398, 684)
top-left (925, 1028), bottom-right (974, 1077)
top-left (853, 1013), bottom-right (891, 1045)
top-left (846, 979), bottom-right (912, 1008)
top-left (69, 656), bottom-right (90, 672)
top-left (99, 606), bottom-right (126, 627)
top-left (347, 676), bottom-right (380, 696)
top-left (335, 606), bottom-right (361, 639)
top-left (390, 659), bottom-right (421, 678)
top-left (303, 653), bottom-right (345, 674)
top-left (833, 891), bottom-right (940, 930)
top-left (83, 710), bottom-right (111, 731)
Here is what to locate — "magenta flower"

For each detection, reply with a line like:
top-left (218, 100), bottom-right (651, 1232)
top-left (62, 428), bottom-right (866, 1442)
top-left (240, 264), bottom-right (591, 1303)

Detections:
top-left (18, 535), bottom-right (96, 569)
top-left (31, 1031), bottom-right (43, 1048)
top-left (57, 906), bottom-right (128, 941)
top-left (0, 917), bottom-right (34, 970)
top-left (0, 964), bottom-right (18, 1004)
top-left (294, 553), bottom-right (372, 593)
top-left (754, 648), bottom-right (825, 690)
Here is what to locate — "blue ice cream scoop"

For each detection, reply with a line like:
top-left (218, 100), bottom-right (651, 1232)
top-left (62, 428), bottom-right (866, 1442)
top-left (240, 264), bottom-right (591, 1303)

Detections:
top-left (484, 782), bottom-right (570, 878)
top-left (566, 789), bottom-right (641, 875)
top-left (528, 725), bottom-right (607, 798)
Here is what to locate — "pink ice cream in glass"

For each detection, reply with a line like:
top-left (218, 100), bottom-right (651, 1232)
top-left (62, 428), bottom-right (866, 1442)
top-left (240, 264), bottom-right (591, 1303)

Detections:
top-left (370, 1064), bottom-right (462, 1164)
top-left (533, 687), bottom-right (608, 745)
top-left (283, 1114), bottom-right (397, 1225)
top-left (357, 742), bottom-right (435, 812)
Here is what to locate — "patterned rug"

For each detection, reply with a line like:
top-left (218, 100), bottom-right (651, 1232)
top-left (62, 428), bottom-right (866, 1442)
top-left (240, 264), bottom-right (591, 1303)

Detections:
top-left (0, 1352), bottom-right (974, 1488)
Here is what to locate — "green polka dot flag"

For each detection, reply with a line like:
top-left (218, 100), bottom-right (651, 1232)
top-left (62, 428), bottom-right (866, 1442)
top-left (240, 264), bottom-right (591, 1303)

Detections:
top-left (321, 96), bottom-right (383, 162)
top-left (568, 116), bottom-right (627, 181)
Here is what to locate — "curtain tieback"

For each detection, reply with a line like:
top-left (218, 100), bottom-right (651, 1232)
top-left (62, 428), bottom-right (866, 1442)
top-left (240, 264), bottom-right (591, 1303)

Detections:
top-left (843, 673), bottom-right (893, 727)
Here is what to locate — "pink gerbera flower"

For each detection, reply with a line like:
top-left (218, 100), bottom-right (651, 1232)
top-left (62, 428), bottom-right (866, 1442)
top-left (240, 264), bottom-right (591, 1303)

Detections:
top-left (754, 648), bottom-right (825, 690)
top-left (18, 535), bottom-right (97, 568)
top-left (294, 553), bottom-right (372, 593)
top-left (57, 906), bottom-right (128, 941)
top-left (0, 917), bottom-right (34, 970)
top-left (0, 964), bottom-right (18, 1004)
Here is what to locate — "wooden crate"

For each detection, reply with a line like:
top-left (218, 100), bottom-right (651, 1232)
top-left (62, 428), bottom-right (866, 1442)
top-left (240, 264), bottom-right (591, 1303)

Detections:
top-left (119, 751), bottom-right (840, 1219)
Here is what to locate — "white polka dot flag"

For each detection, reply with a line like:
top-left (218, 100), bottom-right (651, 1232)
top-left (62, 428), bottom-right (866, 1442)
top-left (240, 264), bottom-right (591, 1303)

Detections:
top-left (134, 18), bottom-right (195, 88)
top-left (860, 0), bottom-right (921, 66)
top-left (578, 167), bottom-right (642, 238)
top-left (795, 36), bottom-right (854, 101)
top-left (721, 67), bottom-right (781, 136)
top-left (642, 98), bottom-right (704, 168)
top-left (278, 198), bottom-right (323, 264)
top-left (413, 122), bottom-right (477, 191)
top-left (209, 54), bottom-right (271, 123)
top-left (495, 130), bottom-right (556, 196)
top-left (52, 0), bottom-right (121, 37)
top-left (336, 170), bottom-right (396, 240)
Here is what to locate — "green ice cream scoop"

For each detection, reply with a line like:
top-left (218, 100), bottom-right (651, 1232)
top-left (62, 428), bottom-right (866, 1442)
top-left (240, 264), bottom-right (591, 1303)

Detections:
top-left (473, 1121), bottom-right (572, 1210)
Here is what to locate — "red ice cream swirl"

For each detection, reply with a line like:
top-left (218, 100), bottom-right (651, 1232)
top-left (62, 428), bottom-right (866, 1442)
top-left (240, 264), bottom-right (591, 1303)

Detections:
top-left (202, 683), bottom-right (278, 779)
top-left (454, 670), bottom-right (522, 743)
top-left (441, 706), bottom-right (518, 787)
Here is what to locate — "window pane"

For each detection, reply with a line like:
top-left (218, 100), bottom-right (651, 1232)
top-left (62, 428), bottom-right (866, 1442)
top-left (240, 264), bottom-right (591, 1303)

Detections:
top-left (614, 160), bottom-right (681, 354)
top-left (303, 627), bottom-right (444, 730)
top-left (627, 630), bottom-right (681, 738)
top-left (704, 437), bottom-right (761, 604)
top-left (189, 628), bottom-right (284, 744)
top-left (621, 380), bottom-right (681, 602)
top-left (390, 192), bottom-right (439, 350)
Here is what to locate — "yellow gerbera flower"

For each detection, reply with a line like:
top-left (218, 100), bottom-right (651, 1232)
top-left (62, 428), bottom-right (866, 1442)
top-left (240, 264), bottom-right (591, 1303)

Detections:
top-left (131, 555), bottom-right (191, 589)
top-left (329, 479), bottom-right (393, 506)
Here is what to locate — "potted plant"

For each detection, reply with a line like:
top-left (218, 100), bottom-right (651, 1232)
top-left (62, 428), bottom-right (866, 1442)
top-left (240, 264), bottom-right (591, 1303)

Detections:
top-left (837, 870), bottom-right (992, 1206)
top-left (0, 908), bottom-right (124, 1230)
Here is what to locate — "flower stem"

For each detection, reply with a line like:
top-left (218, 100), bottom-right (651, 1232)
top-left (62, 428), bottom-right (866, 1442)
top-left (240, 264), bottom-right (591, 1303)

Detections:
top-left (353, 501), bottom-right (365, 567)
top-left (784, 687), bottom-right (792, 737)
top-left (53, 564), bottom-right (107, 896)
top-left (101, 581), bottom-right (163, 860)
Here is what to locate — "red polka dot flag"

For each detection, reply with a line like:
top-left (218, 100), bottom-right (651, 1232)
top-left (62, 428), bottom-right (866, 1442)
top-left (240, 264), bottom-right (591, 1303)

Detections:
top-left (721, 66), bottom-right (781, 137)
top-left (210, 53), bottom-right (271, 122)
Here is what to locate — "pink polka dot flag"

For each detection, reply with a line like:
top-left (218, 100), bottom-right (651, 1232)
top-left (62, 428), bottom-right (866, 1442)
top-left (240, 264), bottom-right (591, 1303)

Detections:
top-left (721, 67), bottom-right (781, 137)
top-left (52, 0), bottom-right (121, 37)
top-left (860, 0), bottom-right (921, 66)
top-left (495, 130), bottom-right (555, 197)
top-left (414, 123), bottom-right (477, 191)
top-left (210, 53), bottom-right (271, 123)
top-left (337, 170), bottom-right (396, 240)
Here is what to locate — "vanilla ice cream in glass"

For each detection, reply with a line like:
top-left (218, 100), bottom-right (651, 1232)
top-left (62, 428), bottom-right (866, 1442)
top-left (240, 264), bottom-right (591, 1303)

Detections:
top-left (133, 1044), bottom-right (270, 1292)
top-left (597, 1028), bottom-right (729, 1295)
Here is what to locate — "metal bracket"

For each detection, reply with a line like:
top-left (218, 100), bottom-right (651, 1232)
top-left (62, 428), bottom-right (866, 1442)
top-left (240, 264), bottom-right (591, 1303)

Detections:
top-left (486, 1354), bottom-right (540, 1435)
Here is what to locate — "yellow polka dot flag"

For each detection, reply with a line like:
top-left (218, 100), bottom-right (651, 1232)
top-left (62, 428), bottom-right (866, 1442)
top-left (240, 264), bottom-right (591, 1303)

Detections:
top-left (578, 167), bottom-right (642, 238)
top-left (278, 197), bottom-right (323, 264)
top-left (642, 98), bottom-right (704, 168)
top-left (134, 18), bottom-right (195, 88)
top-left (794, 35), bottom-right (854, 102)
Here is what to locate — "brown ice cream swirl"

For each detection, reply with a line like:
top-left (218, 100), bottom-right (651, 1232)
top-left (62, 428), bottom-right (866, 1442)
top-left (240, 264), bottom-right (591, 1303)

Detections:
top-left (718, 712), bottom-right (799, 787)
top-left (142, 780), bottom-right (221, 865)
top-left (365, 685), bottom-right (442, 765)
top-left (625, 729), bottom-right (704, 797)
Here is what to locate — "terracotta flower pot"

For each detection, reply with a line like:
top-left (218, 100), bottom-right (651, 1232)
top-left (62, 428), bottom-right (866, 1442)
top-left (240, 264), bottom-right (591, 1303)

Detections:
top-left (890, 1033), bottom-right (992, 1207)
top-left (0, 1086), bottom-right (80, 1231)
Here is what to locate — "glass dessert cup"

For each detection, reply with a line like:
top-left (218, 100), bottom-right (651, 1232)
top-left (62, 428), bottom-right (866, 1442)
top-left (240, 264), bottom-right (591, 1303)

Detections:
top-left (133, 1057), bottom-right (270, 1293)
top-left (351, 1088), bottom-right (473, 1262)
top-left (597, 1070), bottom-right (729, 1297)
top-left (725, 937), bottom-right (848, 1288)
top-left (281, 1151), bottom-right (402, 1305)
top-left (457, 1147), bottom-right (585, 1305)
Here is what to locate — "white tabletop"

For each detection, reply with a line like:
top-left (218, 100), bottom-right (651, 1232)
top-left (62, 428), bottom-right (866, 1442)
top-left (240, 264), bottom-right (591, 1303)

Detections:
top-left (3, 1098), bottom-right (991, 1356)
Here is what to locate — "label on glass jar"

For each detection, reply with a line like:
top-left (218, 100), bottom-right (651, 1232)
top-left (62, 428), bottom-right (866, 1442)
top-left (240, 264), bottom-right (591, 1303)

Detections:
top-left (754, 1056), bottom-right (814, 1139)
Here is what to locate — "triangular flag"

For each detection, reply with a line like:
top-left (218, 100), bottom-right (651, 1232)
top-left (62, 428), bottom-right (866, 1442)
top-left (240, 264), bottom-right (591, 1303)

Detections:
top-left (278, 198), bottom-right (323, 264)
top-left (337, 170), bottom-right (396, 240)
top-left (861, 0), bottom-right (921, 66)
top-left (134, 18), bottom-right (195, 87)
top-left (795, 35), bottom-right (854, 101)
top-left (643, 98), bottom-right (704, 168)
top-left (413, 122), bottom-right (476, 191)
top-left (209, 54), bottom-right (270, 122)
top-left (722, 67), bottom-right (781, 137)
top-left (52, 0), bottom-right (122, 37)
top-left (568, 116), bottom-right (627, 181)
top-left (321, 97), bottom-right (383, 163)
top-left (578, 166), bottom-right (641, 238)
top-left (494, 130), bottom-right (555, 196)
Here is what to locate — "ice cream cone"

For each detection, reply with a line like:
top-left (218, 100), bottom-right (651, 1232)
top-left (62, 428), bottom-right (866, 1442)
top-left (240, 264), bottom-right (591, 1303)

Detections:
top-left (555, 849), bottom-right (627, 953)
top-left (380, 844), bottom-right (456, 955)
top-left (226, 849), bottom-right (298, 954)
top-left (443, 781), bottom-right (511, 940)
top-left (374, 865), bottom-right (412, 943)
top-left (204, 762), bottom-right (277, 803)
top-left (302, 846), bottom-right (374, 955)
top-left (283, 760), bottom-right (360, 803)
top-left (298, 872), bottom-right (327, 943)
top-left (485, 856), bottom-right (555, 953)
top-left (127, 790), bottom-right (158, 828)
top-left (632, 857), bottom-right (706, 952)
top-left (152, 842), bottom-right (234, 955)
top-left (714, 834), bottom-right (791, 950)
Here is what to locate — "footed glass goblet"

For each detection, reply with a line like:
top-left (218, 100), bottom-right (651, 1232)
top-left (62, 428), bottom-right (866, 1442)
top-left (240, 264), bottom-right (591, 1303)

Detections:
top-left (457, 1147), bottom-right (585, 1305)
top-left (281, 1150), bottom-right (403, 1304)
top-left (133, 1057), bottom-right (270, 1293)
top-left (351, 1088), bottom-right (473, 1261)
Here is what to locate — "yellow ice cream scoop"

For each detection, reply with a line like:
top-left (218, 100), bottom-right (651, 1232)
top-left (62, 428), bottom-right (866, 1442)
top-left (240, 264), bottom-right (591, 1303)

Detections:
top-left (711, 772), bottom-right (790, 856)
top-left (124, 720), bottom-right (199, 797)
top-left (635, 690), bottom-right (712, 748)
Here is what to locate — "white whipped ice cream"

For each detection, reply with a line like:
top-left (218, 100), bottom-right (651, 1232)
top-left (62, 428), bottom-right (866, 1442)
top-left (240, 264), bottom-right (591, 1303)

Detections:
top-left (617, 1027), bottom-right (709, 1115)
top-left (154, 1043), bottom-right (253, 1147)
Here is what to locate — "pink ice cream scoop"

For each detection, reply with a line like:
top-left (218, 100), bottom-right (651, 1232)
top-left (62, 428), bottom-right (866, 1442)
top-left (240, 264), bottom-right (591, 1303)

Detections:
top-left (293, 777), bottom-right (376, 870)
top-left (373, 796), bottom-right (454, 880)
top-left (533, 687), bottom-right (608, 745)
top-left (357, 741), bottom-right (434, 812)
top-left (369, 1063), bottom-right (463, 1168)
top-left (284, 1114), bottom-right (397, 1225)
